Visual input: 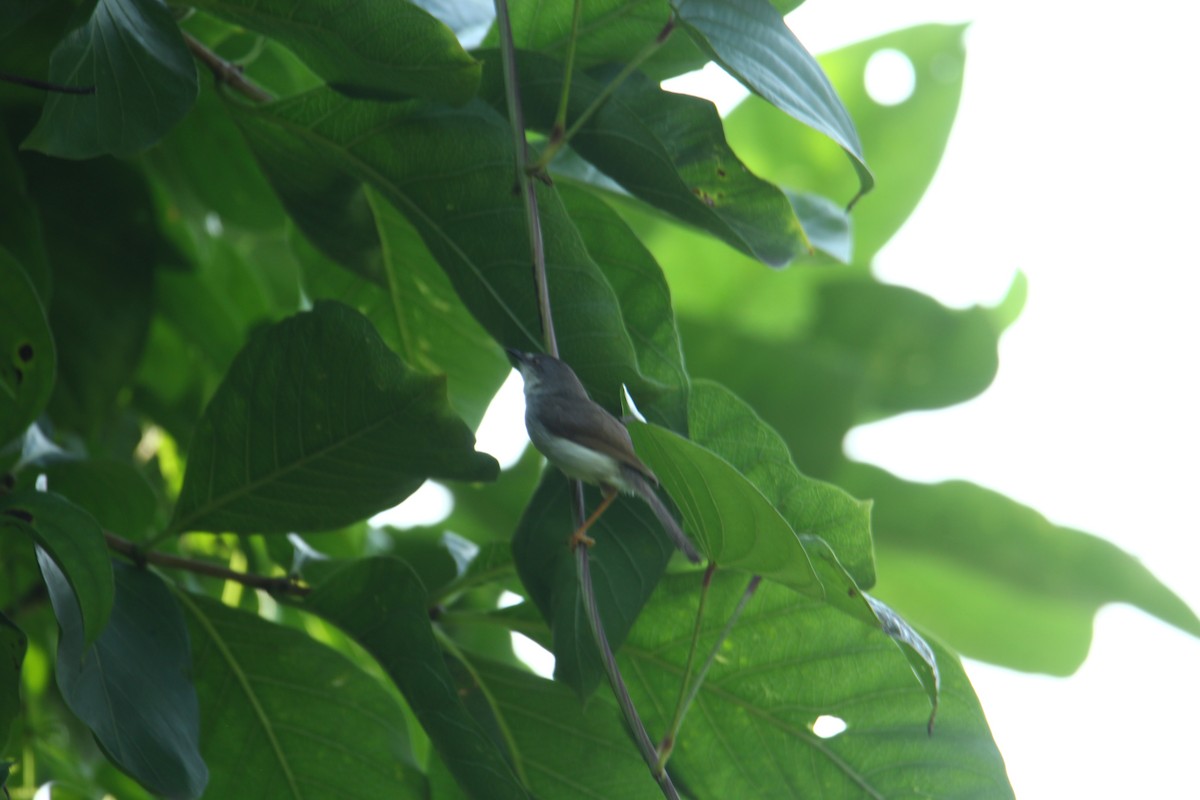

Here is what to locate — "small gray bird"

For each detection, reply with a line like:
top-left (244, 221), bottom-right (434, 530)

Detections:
top-left (506, 349), bottom-right (701, 563)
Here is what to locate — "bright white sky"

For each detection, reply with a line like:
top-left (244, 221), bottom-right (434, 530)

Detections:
top-left (383, 1), bottom-right (1200, 796)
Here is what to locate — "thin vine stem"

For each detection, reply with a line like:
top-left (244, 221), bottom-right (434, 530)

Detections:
top-left (657, 561), bottom-right (717, 771)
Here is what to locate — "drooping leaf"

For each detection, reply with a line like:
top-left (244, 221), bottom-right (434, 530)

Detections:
top-left (477, 49), bottom-right (808, 268)
top-left (179, 591), bottom-right (425, 799)
top-left (170, 301), bottom-right (498, 535)
top-left (1, 490), bottom-right (112, 646)
top-left (724, 24), bottom-right (967, 263)
top-left (622, 571), bottom-right (1012, 799)
top-left (295, 189), bottom-right (511, 429)
top-left (303, 557), bottom-right (531, 799)
top-left (511, 471), bottom-right (677, 698)
top-left (0, 246), bottom-right (54, 445)
top-left (840, 462), bottom-right (1200, 674)
top-left (23, 0), bottom-right (198, 158)
top-left (22, 155), bottom-right (163, 441)
top-left (228, 88), bottom-right (669, 421)
top-left (190, 0), bottom-right (481, 103)
top-left (675, 0), bottom-right (872, 202)
top-left (0, 613), bottom-right (25, 752)
top-left (40, 558), bottom-right (207, 799)
top-left (40, 459), bottom-right (158, 539)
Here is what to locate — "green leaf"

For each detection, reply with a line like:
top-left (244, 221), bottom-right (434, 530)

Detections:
top-left (229, 88), bottom-right (661, 417)
top-left (0, 613), bottom-right (25, 752)
top-left (39, 558), bottom-right (207, 799)
top-left (724, 24), bottom-right (967, 263)
top-left (22, 155), bottom-right (162, 441)
top-left (458, 656), bottom-right (662, 799)
top-left (675, 0), bottom-right (872, 202)
top-left (295, 189), bottom-right (512, 429)
top-left (178, 591), bottom-right (425, 799)
top-left (477, 49), bottom-right (808, 268)
top-left (170, 301), bottom-right (498, 535)
top-left (840, 462), bottom-right (1200, 674)
top-left (41, 459), bottom-right (157, 539)
top-left (684, 380), bottom-right (874, 586)
top-left (1, 490), bottom-right (113, 647)
top-left (623, 571), bottom-right (1012, 798)
top-left (0, 246), bottom-right (54, 445)
top-left (0, 130), bottom-right (51, 300)
top-left (511, 472), bottom-right (676, 698)
top-left (191, 0), bottom-right (481, 103)
top-left (22, 0), bottom-right (198, 158)
top-left (303, 557), bottom-right (531, 800)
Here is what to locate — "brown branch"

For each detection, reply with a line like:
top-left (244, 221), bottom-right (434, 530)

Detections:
top-left (0, 71), bottom-right (95, 95)
top-left (182, 31), bottom-right (273, 103)
top-left (105, 531), bottom-right (309, 596)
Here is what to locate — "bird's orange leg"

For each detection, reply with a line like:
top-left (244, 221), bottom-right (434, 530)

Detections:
top-left (570, 486), bottom-right (617, 551)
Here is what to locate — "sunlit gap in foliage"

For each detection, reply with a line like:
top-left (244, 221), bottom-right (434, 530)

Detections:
top-left (812, 715), bottom-right (848, 739)
top-left (864, 48), bottom-right (916, 105)
top-left (499, 591), bottom-right (556, 678)
top-left (367, 480), bottom-right (454, 528)
top-left (660, 61), bottom-right (748, 115)
top-left (474, 368), bottom-right (529, 469)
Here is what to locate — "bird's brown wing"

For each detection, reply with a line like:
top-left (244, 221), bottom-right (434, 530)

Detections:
top-left (535, 393), bottom-right (658, 484)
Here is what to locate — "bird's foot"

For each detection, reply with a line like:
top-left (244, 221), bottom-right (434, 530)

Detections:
top-left (569, 529), bottom-right (596, 550)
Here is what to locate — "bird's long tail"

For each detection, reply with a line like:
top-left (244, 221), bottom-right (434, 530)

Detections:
top-left (622, 469), bottom-right (702, 564)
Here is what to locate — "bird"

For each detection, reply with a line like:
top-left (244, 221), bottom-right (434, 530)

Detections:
top-left (506, 348), bottom-right (701, 563)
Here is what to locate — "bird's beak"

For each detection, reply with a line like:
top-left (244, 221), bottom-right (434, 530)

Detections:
top-left (504, 348), bottom-right (529, 369)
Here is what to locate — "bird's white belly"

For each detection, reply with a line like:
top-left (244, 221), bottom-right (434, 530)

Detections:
top-left (534, 433), bottom-right (628, 489)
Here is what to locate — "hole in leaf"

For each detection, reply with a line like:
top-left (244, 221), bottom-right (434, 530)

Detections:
top-left (18, 341), bottom-right (34, 362)
top-left (864, 48), bottom-right (916, 106)
top-left (812, 715), bottom-right (847, 738)
top-left (511, 631), bottom-right (555, 679)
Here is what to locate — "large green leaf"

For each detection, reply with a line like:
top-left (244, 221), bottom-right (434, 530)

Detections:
top-left (190, 0), bottom-right (481, 103)
top-left (170, 301), bottom-right (498, 535)
top-left (0, 246), bottom-right (54, 445)
top-left (23, 0), bottom-right (198, 158)
top-left (40, 558), bottom-right (207, 799)
top-left (1, 489), bottom-right (113, 646)
top-left (457, 655), bottom-right (662, 799)
top-left (724, 24), bottom-right (967, 263)
top-left (477, 49), bottom-right (808, 268)
top-left (0, 613), bottom-right (24, 752)
top-left (40, 459), bottom-right (158, 539)
top-left (622, 571), bottom-right (1012, 799)
top-left (840, 462), bottom-right (1200, 674)
top-left (303, 557), bottom-right (531, 800)
top-left (229, 88), bottom-right (668, 421)
top-left (0, 131), bottom-right (50, 300)
top-left (179, 591), bottom-right (425, 799)
top-left (675, 0), bottom-right (871, 202)
top-left (22, 155), bottom-right (163, 440)
top-left (295, 189), bottom-right (511, 429)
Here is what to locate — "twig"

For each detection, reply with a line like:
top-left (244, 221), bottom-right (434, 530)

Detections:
top-left (658, 575), bottom-right (762, 769)
top-left (182, 31), bottom-right (273, 103)
top-left (105, 531), bottom-right (308, 596)
top-left (495, 2), bottom-right (682, 796)
top-left (0, 71), bottom-right (94, 95)
top-left (579, 547), bottom-right (680, 800)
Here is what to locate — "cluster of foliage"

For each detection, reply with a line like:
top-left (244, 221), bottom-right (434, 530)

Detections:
top-left (3, 1), bottom-right (1197, 798)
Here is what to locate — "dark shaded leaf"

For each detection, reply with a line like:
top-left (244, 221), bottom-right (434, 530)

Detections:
top-left (1, 489), bottom-right (112, 646)
top-left (0, 130), bottom-right (50, 299)
top-left (303, 557), bottom-right (531, 799)
top-left (478, 49), bottom-right (808, 268)
top-left (41, 459), bottom-right (157, 539)
top-left (170, 301), bottom-right (498, 535)
top-left (676, 0), bottom-right (871, 202)
top-left (622, 571), bottom-right (1012, 799)
top-left (0, 246), bottom-right (54, 445)
top-left (840, 462), bottom-right (1200, 674)
top-left (511, 471), bottom-right (676, 698)
top-left (40, 558), bottom-right (207, 799)
top-left (0, 613), bottom-right (25, 752)
top-left (191, 0), bottom-right (480, 103)
top-left (179, 591), bottom-right (425, 799)
top-left (227, 88), bottom-right (662, 421)
top-left (22, 155), bottom-right (161, 441)
top-left (23, 0), bottom-right (197, 158)
top-left (296, 190), bottom-right (511, 429)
